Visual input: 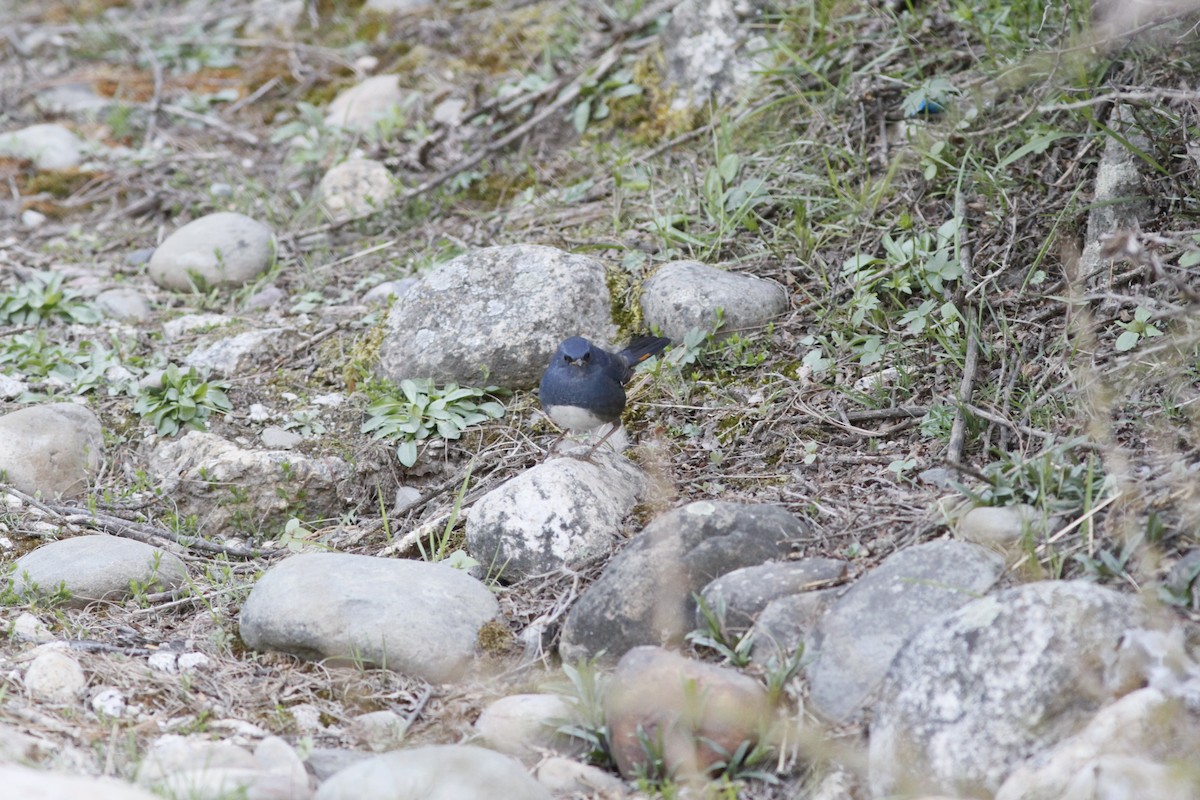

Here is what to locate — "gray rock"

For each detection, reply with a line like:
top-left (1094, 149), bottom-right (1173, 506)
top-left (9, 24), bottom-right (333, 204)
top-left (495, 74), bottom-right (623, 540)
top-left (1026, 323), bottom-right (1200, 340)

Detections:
top-left (0, 764), bottom-right (160, 800)
top-left (147, 212), bottom-right (275, 292)
top-left (474, 694), bottom-right (582, 762)
top-left (10, 535), bottom-right (187, 606)
top-left (24, 649), bottom-right (86, 703)
top-left (660, 0), bottom-right (773, 110)
top-left (1081, 104), bottom-right (1152, 295)
top-left (95, 288), bottom-right (152, 321)
top-left (806, 539), bottom-right (1004, 724)
top-left (146, 431), bottom-right (354, 535)
top-left (559, 501), bottom-right (803, 662)
top-left (35, 83), bottom-right (111, 115)
top-left (363, 278), bottom-right (417, 304)
top-left (376, 244), bottom-right (617, 388)
top-left (0, 123), bottom-right (85, 170)
top-left (868, 580), bottom-right (1152, 798)
top-left (11, 612), bottom-right (53, 642)
top-left (137, 734), bottom-right (312, 800)
top-left (0, 403), bottom-right (103, 498)
top-left (161, 312), bottom-right (231, 341)
top-left (305, 748), bottom-right (371, 782)
top-left (239, 553), bottom-right (499, 682)
top-left (1059, 755), bottom-right (1195, 800)
top-left (606, 646), bottom-right (770, 780)
top-left (0, 722), bottom-right (41, 763)
top-left (324, 75), bottom-right (415, 132)
top-left (244, 0), bottom-right (303, 36)
top-left (641, 260), bottom-right (788, 341)
top-left (246, 284), bottom-right (286, 309)
top-left (996, 687), bottom-right (1200, 800)
top-left (184, 328), bottom-right (294, 376)
top-left (535, 757), bottom-right (625, 796)
top-left (319, 159), bottom-right (396, 221)
top-left (466, 452), bottom-right (645, 583)
top-left (0, 374), bottom-right (27, 399)
top-left (956, 503), bottom-right (1059, 547)
top-left (351, 710), bottom-right (409, 752)
top-left (22, 209), bottom-right (47, 228)
top-left (748, 587), bottom-right (839, 667)
top-left (698, 558), bottom-right (847, 631)
top-left (260, 426), bottom-right (303, 449)
top-left (314, 744), bottom-right (550, 800)
top-left (364, 0), bottom-right (434, 12)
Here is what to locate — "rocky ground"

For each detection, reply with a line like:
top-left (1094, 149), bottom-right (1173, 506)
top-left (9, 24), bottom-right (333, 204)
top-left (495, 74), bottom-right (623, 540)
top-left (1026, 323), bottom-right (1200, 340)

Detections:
top-left (4, 0), bottom-right (1200, 798)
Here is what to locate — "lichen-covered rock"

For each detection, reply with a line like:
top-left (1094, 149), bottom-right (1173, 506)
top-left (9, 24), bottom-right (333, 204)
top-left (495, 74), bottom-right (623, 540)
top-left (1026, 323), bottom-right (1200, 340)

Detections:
top-left (375, 245), bottom-right (617, 388)
top-left (868, 580), bottom-right (1151, 798)
top-left (560, 501), bottom-right (803, 662)
top-left (465, 452), bottom-right (645, 583)
top-left (145, 431), bottom-right (354, 536)
top-left (806, 539), bottom-right (1004, 723)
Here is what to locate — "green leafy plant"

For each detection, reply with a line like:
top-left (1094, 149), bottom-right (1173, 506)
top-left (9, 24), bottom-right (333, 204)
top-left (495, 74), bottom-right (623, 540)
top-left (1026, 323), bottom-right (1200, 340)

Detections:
top-left (133, 364), bottom-right (232, 436)
top-left (686, 593), bottom-right (755, 668)
top-left (362, 380), bottom-right (505, 468)
top-left (553, 655), bottom-right (613, 767)
top-left (572, 66), bottom-right (643, 133)
top-left (1114, 306), bottom-right (1163, 352)
top-left (957, 439), bottom-right (1108, 517)
top-left (0, 271), bottom-right (101, 325)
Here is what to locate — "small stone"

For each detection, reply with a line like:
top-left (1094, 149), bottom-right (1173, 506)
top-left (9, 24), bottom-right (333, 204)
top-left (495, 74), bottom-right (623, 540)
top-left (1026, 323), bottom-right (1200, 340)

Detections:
top-left (313, 744), bottom-right (549, 800)
top-left (177, 653), bottom-right (210, 673)
top-left (324, 75), bottom-right (413, 132)
top-left (305, 748), bottom-right (372, 782)
top-left (432, 98), bottom-right (467, 126)
top-left (351, 710), bottom-right (408, 752)
top-left (0, 403), bottom-right (104, 498)
top-left (363, 278), bottom-right (417, 304)
top-left (11, 612), bottom-right (53, 642)
top-left (956, 503), bottom-right (1060, 547)
top-left (641, 259), bottom-right (788, 341)
top-left (21, 209), bottom-right (47, 228)
top-left (261, 427), bottom-right (303, 449)
top-left (161, 313), bottom-right (230, 340)
top-left (91, 688), bottom-right (126, 718)
top-left (0, 123), bottom-right (85, 170)
top-left (25, 649), bottom-right (86, 704)
top-left (319, 159), bottom-right (397, 221)
top-left (209, 182), bottom-right (233, 197)
top-left (246, 284), bottom-right (286, 309)
top-left (535, 757), bottom-right (625, 795)
top-left (147, 652), bottom-right (178, 673)
top-left (96, 288), bottom-right (152, 321)
top-left (148, 212), bottom-right (275, 292)
top-left (474, 694), bottom-right (581, 761)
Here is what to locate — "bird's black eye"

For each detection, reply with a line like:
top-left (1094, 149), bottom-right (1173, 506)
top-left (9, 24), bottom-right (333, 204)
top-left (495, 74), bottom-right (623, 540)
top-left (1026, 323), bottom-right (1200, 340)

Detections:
top-left (581, 352), bottom-right (591, 362)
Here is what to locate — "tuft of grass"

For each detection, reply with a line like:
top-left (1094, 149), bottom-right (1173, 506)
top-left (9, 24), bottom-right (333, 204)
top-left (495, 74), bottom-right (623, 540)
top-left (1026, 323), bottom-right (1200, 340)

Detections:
top-left (361, 379), bottom-right (505, 468)
top-left (133, 364), bottom-right (233, 436)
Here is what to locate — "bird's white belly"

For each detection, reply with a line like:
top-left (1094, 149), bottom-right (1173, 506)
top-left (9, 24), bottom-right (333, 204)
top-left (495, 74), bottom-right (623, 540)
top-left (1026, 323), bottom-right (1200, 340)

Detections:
top-left (544, 404), bottom-right (609, 431)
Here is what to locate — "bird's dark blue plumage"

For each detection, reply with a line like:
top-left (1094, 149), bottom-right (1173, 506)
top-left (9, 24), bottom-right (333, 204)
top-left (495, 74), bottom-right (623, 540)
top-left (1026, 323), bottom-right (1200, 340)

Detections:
top-left (539, 335), bottom-right (670, 449)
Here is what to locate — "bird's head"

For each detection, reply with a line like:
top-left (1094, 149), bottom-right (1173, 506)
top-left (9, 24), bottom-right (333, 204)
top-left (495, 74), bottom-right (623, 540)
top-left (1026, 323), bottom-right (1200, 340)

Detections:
top-left (559, 336), bottom-right (592, 367)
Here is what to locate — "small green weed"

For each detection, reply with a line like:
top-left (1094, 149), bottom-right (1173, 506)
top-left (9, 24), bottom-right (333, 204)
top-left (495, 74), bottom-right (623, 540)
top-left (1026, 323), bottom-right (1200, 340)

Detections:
top-left (1114, 306), bottom-right (1163, 352)
top-left (686, 593), bottom-right (755, 668)
top-left (362, 380), bottom-right (505, 468)
top-left (133, 364), bottom-right (232, 436)
top-left (958, 439), bottom-right (1108, 517)
top-left (0, 271), bottom-right (101, 325)
top-left (553, 655), bottom-right (613, 767)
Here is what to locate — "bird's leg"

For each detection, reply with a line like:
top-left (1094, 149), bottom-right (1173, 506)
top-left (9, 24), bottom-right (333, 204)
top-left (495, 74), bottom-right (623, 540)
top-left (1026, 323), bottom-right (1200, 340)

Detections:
top-left (582, 422), bottom-right (622, 459)
top-left (541, 428), bottom-right (569, 461)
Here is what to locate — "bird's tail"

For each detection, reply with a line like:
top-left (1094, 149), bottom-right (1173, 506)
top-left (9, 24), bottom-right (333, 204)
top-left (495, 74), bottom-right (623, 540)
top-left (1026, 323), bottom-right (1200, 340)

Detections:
top-left (619, 335), bottom-right (671, 369)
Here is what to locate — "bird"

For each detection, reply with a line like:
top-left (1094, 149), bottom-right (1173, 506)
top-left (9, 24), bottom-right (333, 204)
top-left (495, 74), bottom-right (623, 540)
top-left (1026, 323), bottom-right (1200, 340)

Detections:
top-left (538, 334), bottom-right (671, 457)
